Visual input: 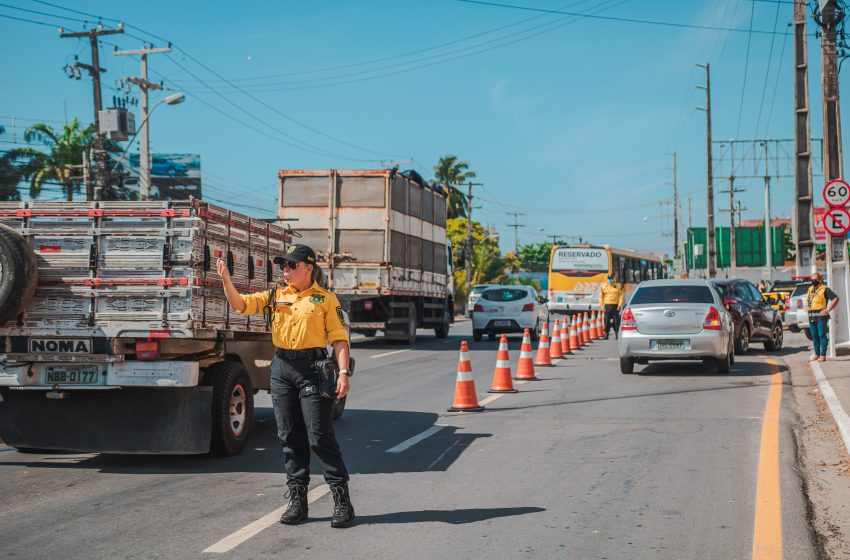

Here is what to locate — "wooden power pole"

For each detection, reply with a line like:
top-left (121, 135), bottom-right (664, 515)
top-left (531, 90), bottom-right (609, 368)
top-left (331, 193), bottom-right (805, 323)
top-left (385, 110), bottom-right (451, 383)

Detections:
top-left (793, 0), bottom-right (815, 275)
top-left (697, 63), bottom-right (716, 278)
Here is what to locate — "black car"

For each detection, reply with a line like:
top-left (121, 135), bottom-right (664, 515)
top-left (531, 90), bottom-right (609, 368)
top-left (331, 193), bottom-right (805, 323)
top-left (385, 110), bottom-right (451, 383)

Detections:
top-left (711, 279), bottom-right (784, 353)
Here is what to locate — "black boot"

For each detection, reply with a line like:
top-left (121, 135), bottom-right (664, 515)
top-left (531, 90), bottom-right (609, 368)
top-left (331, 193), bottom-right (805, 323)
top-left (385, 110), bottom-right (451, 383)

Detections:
top-left (280, 482), bottom-right (308, 525)
top-left (329, 484), bottom-right (355, 528)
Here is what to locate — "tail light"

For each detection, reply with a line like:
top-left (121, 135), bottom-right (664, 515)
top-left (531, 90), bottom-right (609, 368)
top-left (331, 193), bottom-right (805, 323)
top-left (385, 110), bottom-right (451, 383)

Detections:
top-left (548, 289), bottom-right (554, 299)
top-left (620, 308), bottom-right (637, 331)
top-left (724, 298), bottom-right (737, 310)
top-left (703, 306), bottom-right (722, 330)
top-left (135, 339), bottom-right (159, 360)
top-left (522, 303), bottom-right (535, 312)
top-left (796, 299), bottom-right (803, 309)
top-left (784, 293), bottom-right (791, 304)
top-left (473, 304), bottom-right (484, 312)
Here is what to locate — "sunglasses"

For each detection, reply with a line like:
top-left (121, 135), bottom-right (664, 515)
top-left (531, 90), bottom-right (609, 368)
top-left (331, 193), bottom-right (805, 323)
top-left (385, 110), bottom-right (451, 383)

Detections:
top-left (278, 260), bottom-right (301, 271)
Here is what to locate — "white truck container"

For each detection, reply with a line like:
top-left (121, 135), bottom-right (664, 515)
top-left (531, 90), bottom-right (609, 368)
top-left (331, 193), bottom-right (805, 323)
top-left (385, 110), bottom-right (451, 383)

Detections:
top-left (0, 199), bottom-right (346, 455)
top-left (279, 169), bottom-right (454, 343)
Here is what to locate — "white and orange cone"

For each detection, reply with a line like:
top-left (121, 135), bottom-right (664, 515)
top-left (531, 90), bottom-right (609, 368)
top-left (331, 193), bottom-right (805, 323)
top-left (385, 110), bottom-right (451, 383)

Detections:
top-left (597, 311), bottom-right (605, 339)
top-left (534, 322), bottom-right (554, 367)
top-left (448, 341), bottom-right (485, 412)
top-left (560, 318), bottom-right (572, 355)
top-left (582, 312), bottom-right (591, 344)
top-left (515, 329), bottom-right (539, 380)
top-left (569, 316), bottom-right (580, 350)
top-left (549, 319), bottom-right (564, 360)
top-left (589, 311), bottom-right (599, 341)
top-left (488, 334), bottom-right (518, 393)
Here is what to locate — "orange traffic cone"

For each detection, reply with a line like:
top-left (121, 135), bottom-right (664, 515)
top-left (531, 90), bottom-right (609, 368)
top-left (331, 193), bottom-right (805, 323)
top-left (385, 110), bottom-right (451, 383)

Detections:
top-left (569, 316), bottom-right (580, 350)
top-left (448, 341), bottom-right (485, 412)
top-left (589, 311), bottom-right (599, 341)
top-left (549, 319), bottom-right (564, 359)
top-left (560, 318), bottom-right (572, 355)
top-left (515, 329), bottom-right (538, 380)
top-left (534, 322), bottom-right (554, 367)
top-left (488, 335), bottom-right (518, 393)
top-left (597, 311), bottom-right (605, 339)
top-left (582, 313), bottom-right (591, 344)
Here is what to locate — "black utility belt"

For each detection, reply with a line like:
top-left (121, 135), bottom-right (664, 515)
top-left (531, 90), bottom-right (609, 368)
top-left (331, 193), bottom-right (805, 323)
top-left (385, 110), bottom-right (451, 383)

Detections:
top-left (276, 347), bottom-right (328, 360)
top-left (808, 312), bottom-right (828, 321)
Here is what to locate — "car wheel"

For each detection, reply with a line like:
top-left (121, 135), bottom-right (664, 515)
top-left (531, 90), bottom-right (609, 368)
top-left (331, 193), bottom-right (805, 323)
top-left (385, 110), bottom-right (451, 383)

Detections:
top-left (487, 333), bottom-right (496, 341)
top-left (715, 350), bottom-right (731, 374)
top-left (620, 357), bottom-right (634, 374)
top-left (473, 329), bottom-right (483, 342)
top-left (735, 323), bottom-right (750, 354)
top-left (803, 327), bottom-right (812, 341)
top-left (764, 323), bottom-right (784, 352)
top-left (788, 324), bottom-right (800, 333)
top-left (530, 320), bottom-right (540, 341)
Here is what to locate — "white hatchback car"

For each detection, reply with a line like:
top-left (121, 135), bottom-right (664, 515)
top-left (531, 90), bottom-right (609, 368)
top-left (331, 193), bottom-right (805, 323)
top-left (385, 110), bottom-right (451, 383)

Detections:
top-left (472, 286), bottom-right (548, 341)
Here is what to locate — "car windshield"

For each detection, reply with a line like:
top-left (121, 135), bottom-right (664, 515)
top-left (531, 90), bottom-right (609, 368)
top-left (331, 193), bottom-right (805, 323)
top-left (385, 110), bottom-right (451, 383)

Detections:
top-left (481, 288), bottom-right (529, 302)
top-left (471, 285), bottom-right (490, 295)
top-left (791, 283), bottom-right (812, 297)
top-left (630, 285), bottom-right (715, 304)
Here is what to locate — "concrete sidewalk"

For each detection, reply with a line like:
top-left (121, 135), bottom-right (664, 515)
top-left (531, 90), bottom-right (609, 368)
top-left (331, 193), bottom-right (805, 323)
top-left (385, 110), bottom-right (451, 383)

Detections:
top-left (785, 331), bottom-right (850, 560)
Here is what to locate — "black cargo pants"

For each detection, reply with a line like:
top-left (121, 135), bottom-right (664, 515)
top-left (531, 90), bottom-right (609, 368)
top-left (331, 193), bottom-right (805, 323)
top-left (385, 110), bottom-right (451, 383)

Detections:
top-left (604, 304), bottom-right (620, 337)
top-left (270, 355), bottom-right (349, 486)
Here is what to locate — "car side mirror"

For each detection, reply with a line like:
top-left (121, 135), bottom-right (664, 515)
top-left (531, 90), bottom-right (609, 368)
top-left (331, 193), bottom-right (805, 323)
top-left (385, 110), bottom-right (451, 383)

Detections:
top-left (724, 298), bottom-right (736, 310)
top-left (538, 296), bottom-right (549, 304)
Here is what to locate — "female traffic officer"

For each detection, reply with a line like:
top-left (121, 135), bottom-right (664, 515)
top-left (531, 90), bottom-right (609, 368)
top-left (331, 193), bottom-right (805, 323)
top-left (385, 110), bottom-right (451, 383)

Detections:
top-left (217, 244), bottom-right (354, 528)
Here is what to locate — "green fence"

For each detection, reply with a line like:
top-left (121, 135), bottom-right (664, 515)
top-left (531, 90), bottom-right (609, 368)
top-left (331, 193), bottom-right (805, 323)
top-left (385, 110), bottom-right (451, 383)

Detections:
top-left (685, 226), bottom-right (786, 269)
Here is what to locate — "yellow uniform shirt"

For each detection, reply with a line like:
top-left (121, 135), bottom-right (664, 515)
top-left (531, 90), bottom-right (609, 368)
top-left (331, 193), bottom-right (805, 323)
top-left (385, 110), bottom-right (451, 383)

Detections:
top-left (599, 283), bottom-right (624, 307)
top-left (239, 281), bottom-right (349, 349)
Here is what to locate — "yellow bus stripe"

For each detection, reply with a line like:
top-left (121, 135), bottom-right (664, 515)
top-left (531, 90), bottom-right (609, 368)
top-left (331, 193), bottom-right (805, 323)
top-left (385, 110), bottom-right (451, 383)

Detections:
top-left (752, 358), bottom-right (783, 560)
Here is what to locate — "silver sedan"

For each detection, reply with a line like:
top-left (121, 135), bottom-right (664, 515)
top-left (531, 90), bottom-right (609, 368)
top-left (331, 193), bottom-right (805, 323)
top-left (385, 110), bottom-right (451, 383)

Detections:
top-left (617, 279), bottom-right (735, 374)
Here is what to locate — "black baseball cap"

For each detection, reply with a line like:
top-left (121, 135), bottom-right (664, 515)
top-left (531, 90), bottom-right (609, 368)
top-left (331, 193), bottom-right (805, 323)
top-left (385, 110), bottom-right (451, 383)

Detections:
top-left (273, 244), bottom-right (316, 265)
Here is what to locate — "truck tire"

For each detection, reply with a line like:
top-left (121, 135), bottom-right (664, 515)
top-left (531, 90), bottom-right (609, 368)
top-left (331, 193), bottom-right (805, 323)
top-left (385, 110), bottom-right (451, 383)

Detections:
top-left (435, 310), bottom-right (450, 339)
top-left (405, 310), bottom-right (417, 345)
top-left (0, 224), bottom-right (38, 321)
top-left (204, 361), bottom-right (254, 457)
top-left (332, 395), bottom-right (347, 420)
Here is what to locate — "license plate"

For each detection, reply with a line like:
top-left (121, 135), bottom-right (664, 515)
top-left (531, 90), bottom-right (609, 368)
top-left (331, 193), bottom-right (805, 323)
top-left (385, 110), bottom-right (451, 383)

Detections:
top-left (44, 366), bottom-right (100, 385)
top-left (651, 340), bottom-right (688, 350)
top-left (494, 320), bottom-right (512, 327)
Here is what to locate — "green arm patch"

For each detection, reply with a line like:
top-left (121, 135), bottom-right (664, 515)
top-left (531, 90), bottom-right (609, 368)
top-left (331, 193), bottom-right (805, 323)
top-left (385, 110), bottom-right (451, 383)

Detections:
top-left (310, 294), bottom-right (326, 304)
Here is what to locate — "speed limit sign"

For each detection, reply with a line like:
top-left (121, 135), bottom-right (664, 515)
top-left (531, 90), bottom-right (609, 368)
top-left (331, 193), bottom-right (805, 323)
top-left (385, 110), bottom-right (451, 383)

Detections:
top-left (823, 207), bottom-right (850, 236)
top-left (823, 179), bottom-right (850, 207)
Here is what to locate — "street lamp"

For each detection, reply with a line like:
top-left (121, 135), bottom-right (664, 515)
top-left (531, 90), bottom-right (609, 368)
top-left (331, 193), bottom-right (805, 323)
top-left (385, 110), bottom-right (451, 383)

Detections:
top-left (110, 92), bottom-right (186, 199)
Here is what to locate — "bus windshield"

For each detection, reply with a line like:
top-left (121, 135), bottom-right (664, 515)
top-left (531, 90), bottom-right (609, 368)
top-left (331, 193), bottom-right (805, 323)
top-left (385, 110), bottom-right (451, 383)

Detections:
top-left (551, 247), bottom-right (609, 276)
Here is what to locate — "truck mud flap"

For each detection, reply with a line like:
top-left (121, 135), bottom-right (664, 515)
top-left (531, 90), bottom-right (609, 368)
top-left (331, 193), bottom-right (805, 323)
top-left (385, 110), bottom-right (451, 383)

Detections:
top-left (0, 387), bottom-right (213, 454)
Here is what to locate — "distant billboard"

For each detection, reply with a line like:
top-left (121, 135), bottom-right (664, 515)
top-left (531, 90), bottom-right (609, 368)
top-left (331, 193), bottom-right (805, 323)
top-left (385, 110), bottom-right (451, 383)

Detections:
top-left (814, 207), bottom-right (826, 243)
top-left (108, 153), bottom-right (202, 201)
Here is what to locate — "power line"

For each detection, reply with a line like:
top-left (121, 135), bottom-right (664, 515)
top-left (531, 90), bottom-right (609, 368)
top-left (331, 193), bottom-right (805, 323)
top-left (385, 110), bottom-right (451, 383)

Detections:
top-left (0, 11), bottom-right (61, 27)
top-left (453, 0), bottom-right (797, 35)
top-left (753, 0), bottom-right (784, 138)
top-left (735, 0), bottom-right (757, 139)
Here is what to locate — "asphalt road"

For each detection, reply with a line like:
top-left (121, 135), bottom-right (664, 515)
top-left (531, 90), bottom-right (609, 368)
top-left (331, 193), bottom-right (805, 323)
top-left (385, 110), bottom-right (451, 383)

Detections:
top-left (0, 319), bottom-right (820, 559)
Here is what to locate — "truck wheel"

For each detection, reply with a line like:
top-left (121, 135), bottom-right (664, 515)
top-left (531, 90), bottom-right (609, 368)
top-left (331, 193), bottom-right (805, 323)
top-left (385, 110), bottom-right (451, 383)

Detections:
top-left (362, 329), bottom-right (377, 338)
top-left (204, 361), bottom-right (254, 457)
top-left (405, 311), bottom-right (417, 345)
top-left (332, 396), bottom-right (347, 421)
top-left (473, 329), bottom-right (483, 342)
top-left (0, 224), bottom-right (38, 321)
top-left (435, 311), bottom-right (450, 339)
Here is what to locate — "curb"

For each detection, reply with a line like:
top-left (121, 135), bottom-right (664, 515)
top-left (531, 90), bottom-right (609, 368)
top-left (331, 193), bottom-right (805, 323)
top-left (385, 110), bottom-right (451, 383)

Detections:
top-left (810, 361), bottom-right (850, 455)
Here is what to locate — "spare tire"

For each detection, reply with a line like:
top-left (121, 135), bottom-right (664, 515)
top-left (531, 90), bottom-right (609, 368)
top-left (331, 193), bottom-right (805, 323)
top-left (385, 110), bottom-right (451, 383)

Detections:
top-left (0, 224), bottom-right (38, 322)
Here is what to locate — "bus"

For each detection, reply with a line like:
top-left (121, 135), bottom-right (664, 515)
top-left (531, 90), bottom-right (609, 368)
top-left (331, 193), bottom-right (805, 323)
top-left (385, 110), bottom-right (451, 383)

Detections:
top-left (546, 245), bottom-right (666, 315)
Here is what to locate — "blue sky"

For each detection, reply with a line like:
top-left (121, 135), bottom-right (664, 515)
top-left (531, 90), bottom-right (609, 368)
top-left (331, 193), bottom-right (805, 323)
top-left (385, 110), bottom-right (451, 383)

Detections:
top-left (1, 0), bottom-right (847, 256)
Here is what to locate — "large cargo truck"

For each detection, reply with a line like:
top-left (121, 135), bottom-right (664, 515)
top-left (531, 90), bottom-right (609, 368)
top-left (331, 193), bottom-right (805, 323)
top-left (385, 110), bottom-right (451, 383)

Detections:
top-left (0, 199), bottom-right (346, 456)
top-left (279, 169), bottom-right (454, 343)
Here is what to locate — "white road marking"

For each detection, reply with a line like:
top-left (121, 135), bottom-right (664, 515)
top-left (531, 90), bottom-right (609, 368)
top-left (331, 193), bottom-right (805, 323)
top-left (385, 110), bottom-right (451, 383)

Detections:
top-left (479, 393), bottom-right (504, 406)
top-left (811, 361), bottom-right (850, 454)
top-left (428, 438), bottom-right (461, 470)
top-left (370, 349), bottom-right (411, 359)
top-left (203, 484), bottom-right (331, 554)
top-left (386, 425), bottom-right (447, 454)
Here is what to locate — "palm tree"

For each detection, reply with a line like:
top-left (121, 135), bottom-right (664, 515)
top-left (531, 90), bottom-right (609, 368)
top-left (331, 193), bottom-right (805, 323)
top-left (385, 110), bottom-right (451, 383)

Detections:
top-left (0, 126), bottom-right (23, 201)
top-left (434, 155), bottom-right (477, 219)
top-left (6, 119), bottom-right (95, 201)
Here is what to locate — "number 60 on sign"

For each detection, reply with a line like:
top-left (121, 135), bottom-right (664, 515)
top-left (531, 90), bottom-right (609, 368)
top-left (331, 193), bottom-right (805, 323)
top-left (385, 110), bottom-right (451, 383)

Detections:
top-left (823, 179), bottom-right (850, 207)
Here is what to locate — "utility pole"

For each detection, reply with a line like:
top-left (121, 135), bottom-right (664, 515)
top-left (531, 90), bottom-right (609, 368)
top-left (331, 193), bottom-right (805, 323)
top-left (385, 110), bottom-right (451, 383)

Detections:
top-left (667, 152), bottom-right (680, 270)
top-left (60, 24), bottom-right (125, 201)
top-left (815, 0), bottom-right (847, 356)
top-left (697, 63), bottom-right (716, 278)
top-left (115, 44), bottom-right (171, 201)
top-left (687, 196), bottom-right (693, 273)
top-left (794, 0), bottom-right (815, 275)
top-left (463, 182), bottom-right (483, 312)
top-left (763, 140), bottom-right (773, 280)
top-left (720, 177), bottom-right (746, 278)
top-left (505, 212), bottom-right (526, 254)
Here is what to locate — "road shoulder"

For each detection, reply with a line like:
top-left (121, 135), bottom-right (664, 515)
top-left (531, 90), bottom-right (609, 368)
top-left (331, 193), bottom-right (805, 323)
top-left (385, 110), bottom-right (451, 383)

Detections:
top-left (785, 332), bottom-right (850, 560)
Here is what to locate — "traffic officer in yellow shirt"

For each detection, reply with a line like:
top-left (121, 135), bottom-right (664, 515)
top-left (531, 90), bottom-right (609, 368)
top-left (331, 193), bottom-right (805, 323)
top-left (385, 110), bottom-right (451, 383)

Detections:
top-left (598, 275), bottom-right (625, 339)
top-left (218, 244), bottom-right (355, 529)
top-left (806, 271), bottom-right (840, 362)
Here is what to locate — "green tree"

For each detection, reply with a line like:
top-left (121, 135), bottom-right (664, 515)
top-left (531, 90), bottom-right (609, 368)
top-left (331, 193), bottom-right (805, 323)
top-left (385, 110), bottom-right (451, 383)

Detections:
top-left (434, 155), bottom-right (477, 219)
top-left (518, 242), bottom-right (555, 270)
top-left (447, 217), bottom-right (511, 301)
top-left (6, 119), bottom-right (96, 201)
top-left (0, 126), bottom-right (23, 201)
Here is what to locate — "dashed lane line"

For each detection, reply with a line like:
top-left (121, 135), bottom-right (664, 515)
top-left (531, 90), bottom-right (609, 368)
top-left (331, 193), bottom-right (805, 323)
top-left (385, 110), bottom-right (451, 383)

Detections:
top-left (203, 484), bottom-right (331, 554)
top-left (810, 360), bottom-right (850, 455)
top-left (386, 425), bottom-right (447, 453)
top-left (370, 349), bottom-right (412, 359)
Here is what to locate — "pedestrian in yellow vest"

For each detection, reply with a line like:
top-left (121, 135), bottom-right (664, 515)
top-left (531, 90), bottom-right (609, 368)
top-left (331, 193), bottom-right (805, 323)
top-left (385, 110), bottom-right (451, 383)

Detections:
top-left (806, 272), bottom-right (840, 362)
top-left (598, 275), bottom-right (625, 339)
